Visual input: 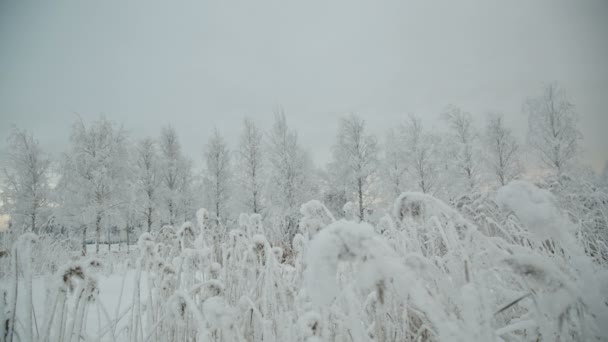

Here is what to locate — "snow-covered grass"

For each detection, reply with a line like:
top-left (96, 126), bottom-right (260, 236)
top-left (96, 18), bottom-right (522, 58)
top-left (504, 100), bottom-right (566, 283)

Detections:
top-left (2, 181), bottom-right (608, 342)
top-left (11, 270), bottom-right (143, 342)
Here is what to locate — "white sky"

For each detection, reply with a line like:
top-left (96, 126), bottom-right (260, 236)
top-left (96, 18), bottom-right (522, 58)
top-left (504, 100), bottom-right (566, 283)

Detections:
top-left (0, 0), bottom-right (607, 171)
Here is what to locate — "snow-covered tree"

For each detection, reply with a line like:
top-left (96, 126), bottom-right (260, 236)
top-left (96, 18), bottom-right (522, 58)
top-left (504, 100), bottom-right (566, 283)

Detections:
top-left (176, 157), bottom-right (197, 223)
top-left (484, 112), bottom-right (521, 186)
top-left (159, 125), bottom-right (189, 225)
top-left (267, 110), bottom-right (313, 242)
top-left (319, 167), bottom-right (349, 218)
top-left (134, 138), bottom-right (162, 232)
top-left (0, 127), bottom-right (50, 234)
top-left (61, 116), bottom-right (130, 254)
top-left (236, 118), bottom-right (264, 214)
top-left (403, 115), bottom-right (440, 194)
top-left (203, 129), bottom-right (232, 222)
top-left (330, 114), bottom-right (379, 221)
top-left (443, 106), bottom-right (479, 191)
top-left (382, 128), bottom-right (407, 199)
top-left (524, 83), bottom-right (581, 176)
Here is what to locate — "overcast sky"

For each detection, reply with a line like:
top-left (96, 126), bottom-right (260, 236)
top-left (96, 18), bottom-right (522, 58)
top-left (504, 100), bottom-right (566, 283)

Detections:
top-left (0, 0), bottom-right (607, 172)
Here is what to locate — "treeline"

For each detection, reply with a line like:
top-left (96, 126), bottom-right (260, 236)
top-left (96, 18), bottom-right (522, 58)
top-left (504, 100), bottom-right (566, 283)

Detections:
top-left (1, 83), bottom-right (605, 254)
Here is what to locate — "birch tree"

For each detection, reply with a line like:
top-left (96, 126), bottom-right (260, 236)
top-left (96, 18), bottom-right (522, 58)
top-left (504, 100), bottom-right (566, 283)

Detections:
top-left (403, 115), bottom-right (440, 194)
top-left (203, 129), bottom-right (232, 222)
top-left (1, 127), bottom-right (50, 234)
top-left (134, 138), bottom-right (161, 232)
top-left (524, 83), bottom-right (581, 176)
top-left (176, 157), bottom-right (197, 223)
top-left (236, 118), bottom-right (264, 213)
top-left (331, 114), bottom-right (379, 221)
top-left (159, 125), bottom-right (183, 225)
top-left (443, 106), bottom-right (479, 191)
top-left (484, 112), bottom-right (521, 186)
top-left (267, 110), bottom-right (313, 242)
top-left (62, 116), bottom-right (129, 254)
top-left (382, 128), bottom-right (407, 199)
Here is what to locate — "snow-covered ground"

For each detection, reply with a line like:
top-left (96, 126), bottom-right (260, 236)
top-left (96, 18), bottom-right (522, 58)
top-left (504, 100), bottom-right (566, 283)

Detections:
top-left (12, 270), bottom-right (143, 342)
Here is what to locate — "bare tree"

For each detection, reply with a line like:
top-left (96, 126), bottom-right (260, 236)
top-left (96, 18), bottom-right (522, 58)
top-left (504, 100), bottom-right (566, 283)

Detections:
top-left (237, 118), bottom-right (264, 213)
top-left (134, 138), bottom-right (161, 232)
top-left (331, 114), bottom-right (379, 221)
top-left (524, 83), bottom-right (581, 176)
top-left (443, 106), bottom-right (479, 191)
top-left (403, 115), bottom-right (440, 194)
top-left (484, 113), bottom-right (520, 186)
top-left (1, 127), bottom-right (50, 234)
top-left (203, 129), bottom-right (232, 222)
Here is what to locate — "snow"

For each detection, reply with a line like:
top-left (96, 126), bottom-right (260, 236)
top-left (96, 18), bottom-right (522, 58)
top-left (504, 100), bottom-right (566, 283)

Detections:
top-left (496, 180), bottom-right (570, 243)
top-left (305, 220), bottom-right (396, 307)
top-left (10, 270), bottom-right (145, 341)
top-left (1, 176), bottom-right (607, 341)
top-left (299, 200), bottom-right (335, 238)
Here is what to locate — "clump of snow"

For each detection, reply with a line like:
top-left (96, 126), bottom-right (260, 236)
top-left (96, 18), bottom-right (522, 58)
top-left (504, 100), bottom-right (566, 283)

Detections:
top-left (238, 213), bottom-right (249, 229)
top-left (209, 261), bottom-right (222, 278)
top-left (272, 246), bottom-right (284, 262)
top-left (196, 208), bottom-right (210, 230)
top-left (299, 200), bottom-right (335, 238)
top-left (496, 180), bottom-right (570, 243)
top-left (305, 220), bottom-right (396, 306)
top-left (248, 213), bottom-right (264, 236)
top-left (376, 214), bottom-right (395, 235)
top-left (252, 234), bottom-right (267, 249)
top-left (156, 225), bottom-right (177, 245)
top-left (192, 279), bottom-right (225, 300)
top-left (342, 201), bottom-right (357, 221)
top-left (177, 221), bottom-right (197, 250)
top-left (393, 192), bottom-right (468, 226)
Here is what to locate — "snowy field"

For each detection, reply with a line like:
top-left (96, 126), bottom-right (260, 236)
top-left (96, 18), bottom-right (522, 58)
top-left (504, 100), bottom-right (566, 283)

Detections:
top-left (2, 181), bottom-right (608, 342)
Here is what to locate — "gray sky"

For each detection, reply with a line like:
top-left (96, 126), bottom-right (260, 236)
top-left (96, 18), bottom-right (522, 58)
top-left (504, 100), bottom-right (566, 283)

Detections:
top-left (0, 0), bottom-right (607, 171)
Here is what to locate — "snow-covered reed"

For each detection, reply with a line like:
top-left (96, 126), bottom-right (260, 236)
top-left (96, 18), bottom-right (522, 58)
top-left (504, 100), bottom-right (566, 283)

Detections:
top-left (3, 181), bottom-right (608, 341)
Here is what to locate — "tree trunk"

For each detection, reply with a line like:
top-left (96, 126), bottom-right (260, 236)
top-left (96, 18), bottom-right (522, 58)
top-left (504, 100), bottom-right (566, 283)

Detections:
top-left (31, 212), bottom-right (36, 234)
top-left (216, 201), bottom-right (220, 223)
top-left (126, 225), bottom-right (130, 254)
top-left (95, 213), bottom-right (101, 254)
top-left (147, 206), bottom-right (153, 232)
top-left (253, 190), bottom-right (258, 214)
top-left (358, 177), bottom-right (364, 222)
top-left (168, 201), bottom-right (174, 226)
top-left (81, 225), bottom-right (87, 256)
